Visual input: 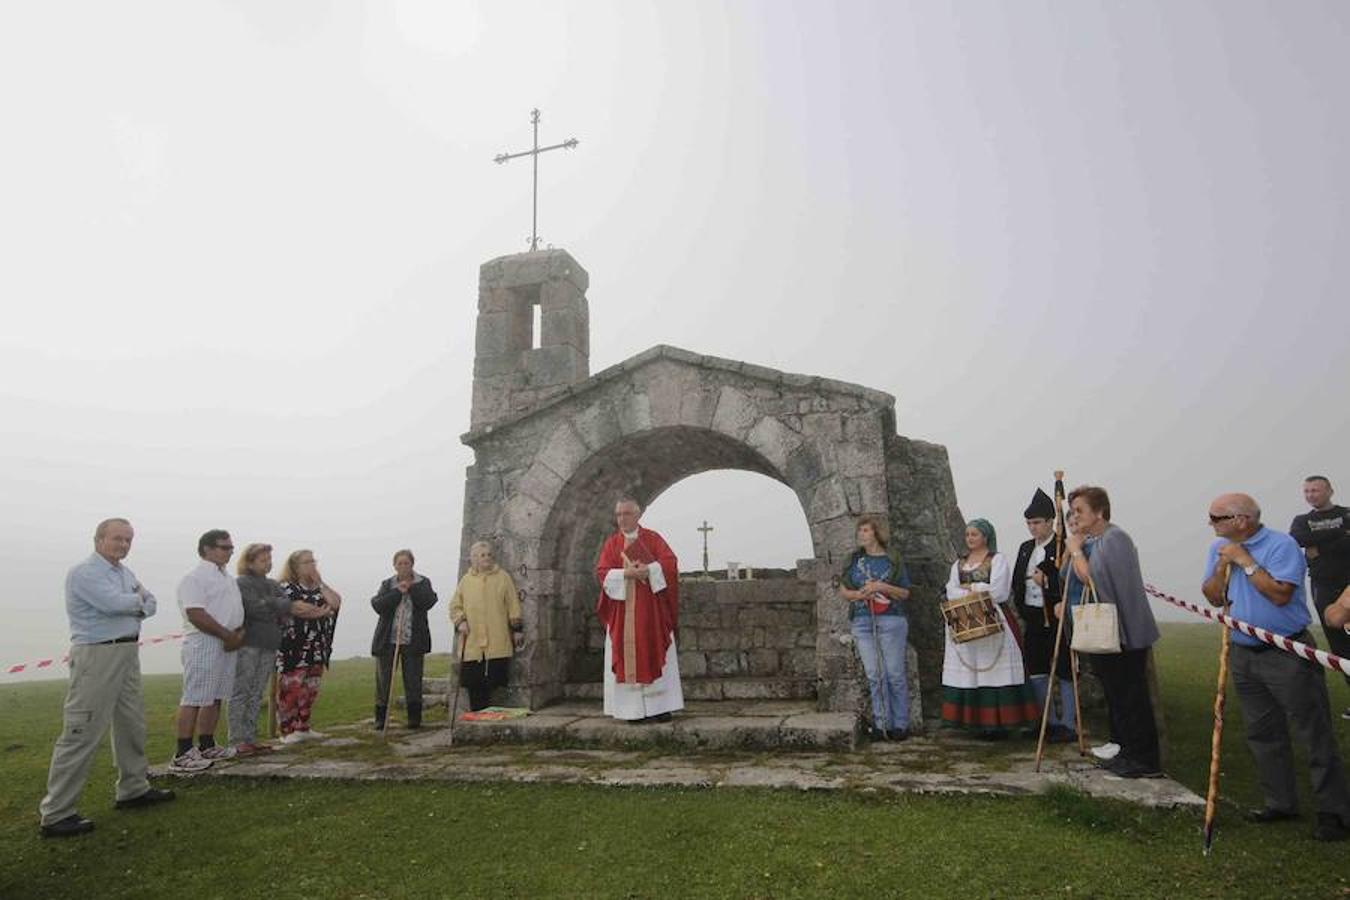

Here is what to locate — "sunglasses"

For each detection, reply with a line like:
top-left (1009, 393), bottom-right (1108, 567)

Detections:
top-left (1207, 514), bottom-right (1241, 524)
top-left (214, 544), bottom-right (235, 551)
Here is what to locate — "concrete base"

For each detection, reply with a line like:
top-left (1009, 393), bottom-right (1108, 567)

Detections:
top-left (449, 699), bottom-right (858, 752)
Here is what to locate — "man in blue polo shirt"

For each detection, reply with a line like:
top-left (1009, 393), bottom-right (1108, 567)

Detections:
top-left (1203, 493), bottom-right (1350, 842)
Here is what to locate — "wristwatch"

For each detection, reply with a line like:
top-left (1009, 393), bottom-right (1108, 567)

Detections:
top-left (1242, 562), bottom-right (1259, 577)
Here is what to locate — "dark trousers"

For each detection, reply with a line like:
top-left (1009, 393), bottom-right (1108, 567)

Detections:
top-left (460, 657), bottom-right (510, 711)
top-left (1231, 636), bottom-right (1350, 819)
top-left (1090, 648), bottom-right (1160, 770)
top-left (375, 649), bottom-right (424, 707)
top-left (1311, 580), bottom-right (1350, 689)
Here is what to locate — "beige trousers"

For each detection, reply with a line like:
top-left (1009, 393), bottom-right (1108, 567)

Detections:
top-left (38, 642), bottom-right (150, 825)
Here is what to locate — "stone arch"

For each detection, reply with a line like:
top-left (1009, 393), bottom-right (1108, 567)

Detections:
top-left (459, 250), bottom-right (965, 716)
top-left (533, 425), bottom-right (818, 688)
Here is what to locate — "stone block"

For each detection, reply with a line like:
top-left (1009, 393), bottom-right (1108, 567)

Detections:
top-left (616, 390), bottom-right (652, 435)
top-left (679, 382), bottom-right (720, 429)
top-left (677, 651), bottom-right (708, 677)
top-left (747, 648), bottom-right (780, 675)
top-left (525, 345), bottom-right (587, 388)
top-left (746, 415), bottom-right (803, 474)
top-left (782, 649), bottom-right (817, 676)
top-left (785, 440), bottom-right (836, 488)
top-left (710, 385), bottom-right (759, 441)
top-left (516, 460), bottom-right (565, 507)
top-left (806, 476), bottom-right (850, 523)
top-left (501, 493), bottom-right (550, 541)
top-left (570, 400), bottom-right (622, 452)
top-left (475, 310), bottom-right (522, 358)
top-left (541, 305), bottom-right (588, 353)
top-left (811, 515), bottom-right (859, 561)
top-left (641, 361), bottom-right (694, 428)
top-left (707, 651), bottom-right (742, 676)
top-left (798, 412), bottom-right (843, 442)
top-left (537, 422), bottom-right (592, 481)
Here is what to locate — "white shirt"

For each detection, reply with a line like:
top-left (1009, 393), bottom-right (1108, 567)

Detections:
top-left (177, 560), bottom-right (245, 634)
top-left (1024, 537), bottom-right (1054, 608)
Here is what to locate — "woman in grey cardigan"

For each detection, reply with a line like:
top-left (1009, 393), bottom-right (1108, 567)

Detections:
top-left (228, 543), bottom-right (326, 754)
top-left (1064, 486), bottom-right (1162, 779)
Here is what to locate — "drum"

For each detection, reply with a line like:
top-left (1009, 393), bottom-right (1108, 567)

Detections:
top-left (940, 591), bottom-right (1004, 644)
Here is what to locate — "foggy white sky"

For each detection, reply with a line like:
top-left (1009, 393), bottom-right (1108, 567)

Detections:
top-left (2, 1), bottom-right (1347, 678)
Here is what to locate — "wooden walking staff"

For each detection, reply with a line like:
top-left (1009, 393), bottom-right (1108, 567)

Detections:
top-left (380, 603), bottom-right (408, 740)
top-left (1035, 470), bottom-right (1088, 769)
top-left (1202, 565), bottom-right (1233, 855)
top-left (447, 630), bottom-right (468, 746)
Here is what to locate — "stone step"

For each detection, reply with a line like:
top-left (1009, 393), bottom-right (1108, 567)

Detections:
top-left (562, 676), bottom-right (815, 702)
top-left (448, 699), bottom-right (856, 752)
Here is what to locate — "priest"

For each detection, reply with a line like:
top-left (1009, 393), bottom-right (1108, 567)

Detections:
top-left (594, 497), bottom-right (684, 722)
top-left (1011, 487), bottom-right (1077, 742)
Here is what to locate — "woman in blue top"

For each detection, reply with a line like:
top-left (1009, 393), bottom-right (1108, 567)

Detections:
top-left (838, 514), bottom-right (912, 740)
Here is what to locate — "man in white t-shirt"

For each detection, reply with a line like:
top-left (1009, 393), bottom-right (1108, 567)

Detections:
top-left (170, 529), bottom-right (245, 773)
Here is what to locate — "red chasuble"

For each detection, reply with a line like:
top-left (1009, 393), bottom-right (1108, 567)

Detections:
top-left (594, 527), bottom-right (680, 685)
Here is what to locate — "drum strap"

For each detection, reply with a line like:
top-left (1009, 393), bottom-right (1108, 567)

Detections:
top-left (953, 607), bottom-right (1008, 674)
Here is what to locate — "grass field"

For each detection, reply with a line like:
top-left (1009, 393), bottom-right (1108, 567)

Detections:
top-left (2, 624), bottom-right (1348, 899)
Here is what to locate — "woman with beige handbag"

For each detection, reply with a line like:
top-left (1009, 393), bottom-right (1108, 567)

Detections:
top-left (1058, 486), bottom-right (1163, 779)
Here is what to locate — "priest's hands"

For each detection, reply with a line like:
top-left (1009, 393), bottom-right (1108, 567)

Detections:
top-left (624, 562), bottom-right (649, 580)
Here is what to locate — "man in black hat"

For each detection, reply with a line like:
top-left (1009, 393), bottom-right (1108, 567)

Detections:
top-left (1012, 488), bottom-right (1077, 742)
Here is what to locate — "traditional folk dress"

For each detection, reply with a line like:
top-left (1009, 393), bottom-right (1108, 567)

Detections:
top-left (941, 553), bottom-right (1040, 732)
top-left (595, 526), bottom-right (683, 721)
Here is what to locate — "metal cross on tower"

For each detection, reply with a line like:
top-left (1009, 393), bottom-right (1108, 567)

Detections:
top-left (493, 108), bottom-right (579, 252)
top-left (697, 520), bottom-right (715, 576)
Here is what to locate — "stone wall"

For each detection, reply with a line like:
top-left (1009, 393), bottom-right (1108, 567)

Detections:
top-left (577, 577), bottom-right (817, 687)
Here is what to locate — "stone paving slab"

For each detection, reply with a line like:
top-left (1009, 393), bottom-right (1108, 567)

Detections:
top-left (167, 727), bottom-right (1204, 811)
top-left (445, 700), bottom-right (857, 752)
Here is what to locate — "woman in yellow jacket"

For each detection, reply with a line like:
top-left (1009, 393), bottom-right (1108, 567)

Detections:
top-left (450, 541), bottom-right (523, 711)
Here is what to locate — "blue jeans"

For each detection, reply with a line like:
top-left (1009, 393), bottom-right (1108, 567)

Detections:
top-left (851, 612), bottom-right (909, 732)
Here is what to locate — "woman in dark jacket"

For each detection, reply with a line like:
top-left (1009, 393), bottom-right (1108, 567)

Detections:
top-left (371, 549), bottom-right (439, 729)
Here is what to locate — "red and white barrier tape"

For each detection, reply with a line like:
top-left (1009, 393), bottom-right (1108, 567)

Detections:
top-left (1145, 584), bottom-right (1350, 677)
top-left (3, 632), bottom-right (186, 676)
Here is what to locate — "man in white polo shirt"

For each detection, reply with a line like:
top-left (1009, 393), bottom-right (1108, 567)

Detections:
top-left (170, 529), bottom-right (245, 773)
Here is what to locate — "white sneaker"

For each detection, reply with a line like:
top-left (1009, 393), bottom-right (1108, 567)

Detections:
top-left (300, 729), bottom-right (326, 741)
top-left (199, 745), bottom-right (236, 760)
top-left (279, 732), bottom-right (305, 745)
top-left (1090, 741), bottom-right (1121, 761)
top-left (168, 748), bottom-right (213, 774)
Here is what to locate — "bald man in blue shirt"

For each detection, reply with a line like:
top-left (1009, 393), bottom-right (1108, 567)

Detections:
top-left (1203, 493), bottom-right (1350, 843)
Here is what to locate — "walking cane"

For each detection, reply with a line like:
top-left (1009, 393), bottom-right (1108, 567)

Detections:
top-left (865, 596), bottom-right (893, 740)
top-left (1202, 564), bottom-right (1233, 855)
top-left (267, 672), bottom-right (279, 740)
top-left (380, 604), bottom-right (407, 741)
top-left (1036, 471), bottom-right (1087, 768)
top-left (447, 630), bottom-right (468, 747)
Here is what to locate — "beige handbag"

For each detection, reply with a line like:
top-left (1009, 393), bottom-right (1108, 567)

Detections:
top-left (1070, 580), bottom-right (1121, 654)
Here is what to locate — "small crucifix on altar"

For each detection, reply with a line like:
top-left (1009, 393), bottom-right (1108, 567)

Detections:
top-left (493, 108), bottom-right (580, 252)
top-left (697, 520), bottom-right (714, 577)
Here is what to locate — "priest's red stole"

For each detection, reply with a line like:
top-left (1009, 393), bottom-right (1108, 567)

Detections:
top-left (594, 527), bottom-right (680, 684)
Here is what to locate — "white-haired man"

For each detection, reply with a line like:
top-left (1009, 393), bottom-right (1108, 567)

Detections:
top-left (594, 497), bottom-right (683, 722)
top-left (38, 519), bottom-right (174, 838)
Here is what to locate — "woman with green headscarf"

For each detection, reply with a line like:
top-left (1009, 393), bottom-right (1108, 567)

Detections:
top-left (941, 518), bottom-right (1040, 738)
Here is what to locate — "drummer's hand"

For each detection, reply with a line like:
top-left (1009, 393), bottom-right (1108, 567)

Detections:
top-left (1066, 533), bottom-right (1085, 555)
top-left (1032, 570), bottom-right (1046, 588)
top-left (862, 580), bottom-right (885, 595)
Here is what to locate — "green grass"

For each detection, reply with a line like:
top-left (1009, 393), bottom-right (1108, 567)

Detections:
top-left (2, 625), bottom-right (1348, 899)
